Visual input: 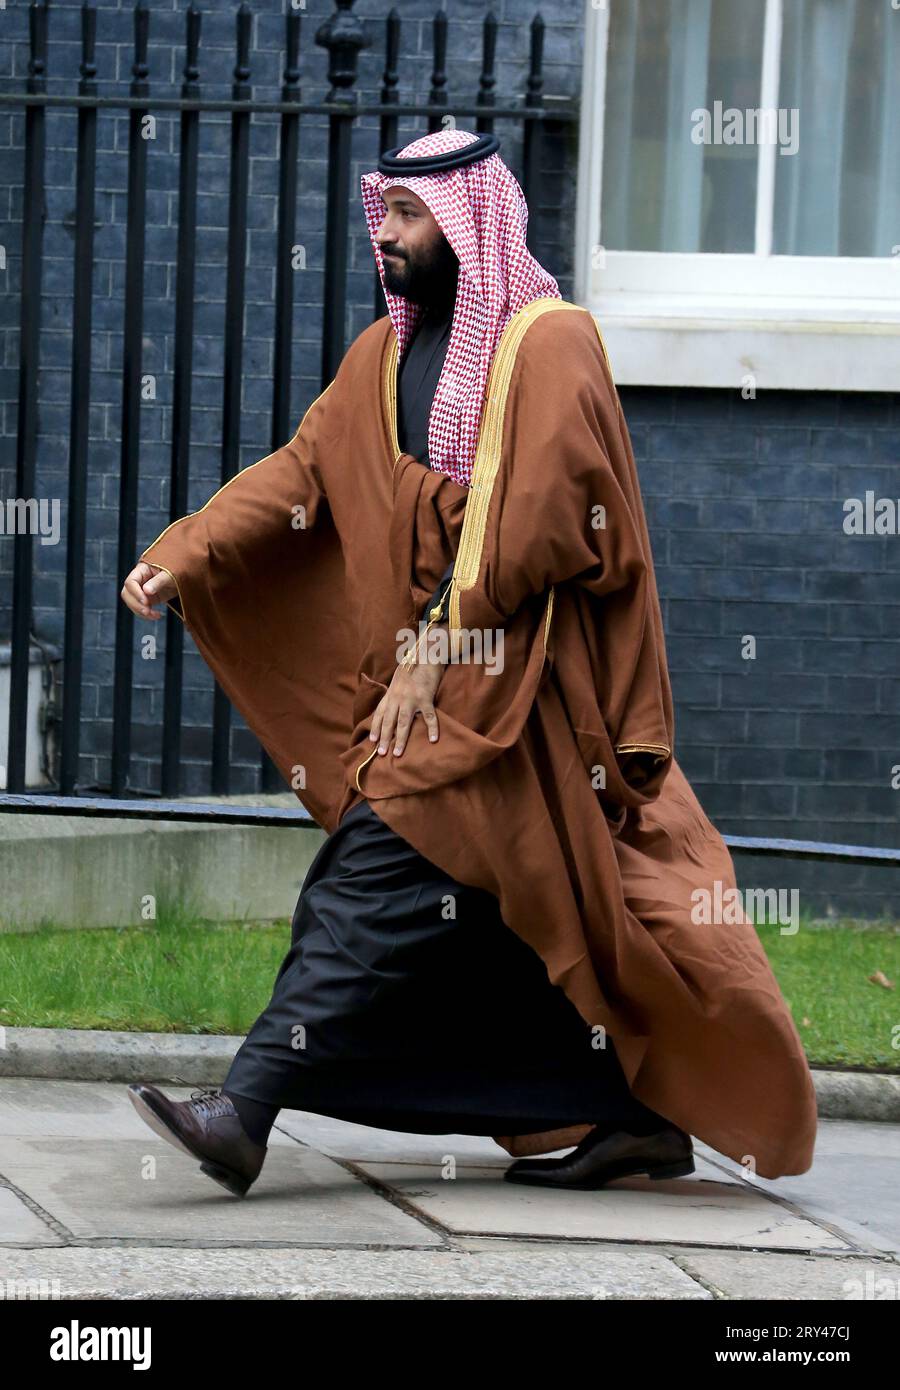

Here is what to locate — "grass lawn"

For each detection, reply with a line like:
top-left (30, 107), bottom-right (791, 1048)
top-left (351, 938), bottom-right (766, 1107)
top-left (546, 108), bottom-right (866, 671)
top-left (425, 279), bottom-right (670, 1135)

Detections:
top-left (755, 918), bottom-right (899, 1071)
top-left (0, 904), bottom-right (287, 1039)
top-left (0, 905), bottom-right (897, 1071)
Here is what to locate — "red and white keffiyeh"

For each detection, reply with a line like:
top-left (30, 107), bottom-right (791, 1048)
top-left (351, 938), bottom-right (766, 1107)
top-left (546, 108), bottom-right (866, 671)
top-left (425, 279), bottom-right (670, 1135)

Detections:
top-left (360, 128), bottom-right (561, 489)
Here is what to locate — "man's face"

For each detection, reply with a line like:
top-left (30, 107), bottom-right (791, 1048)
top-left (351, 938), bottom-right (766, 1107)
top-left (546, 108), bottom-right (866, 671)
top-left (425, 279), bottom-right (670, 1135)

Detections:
top-left (376, 186), bottom-right (458, 306)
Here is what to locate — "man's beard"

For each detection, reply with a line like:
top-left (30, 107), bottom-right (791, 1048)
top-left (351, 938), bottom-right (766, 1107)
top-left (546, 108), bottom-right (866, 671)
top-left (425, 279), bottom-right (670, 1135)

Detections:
top-left (381, 232), bottom-right (459, 310)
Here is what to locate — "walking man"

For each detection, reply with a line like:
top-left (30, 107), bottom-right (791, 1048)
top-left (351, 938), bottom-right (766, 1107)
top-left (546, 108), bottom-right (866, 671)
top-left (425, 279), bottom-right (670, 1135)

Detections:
top-left (121, 129), bottom-right (816, 1198)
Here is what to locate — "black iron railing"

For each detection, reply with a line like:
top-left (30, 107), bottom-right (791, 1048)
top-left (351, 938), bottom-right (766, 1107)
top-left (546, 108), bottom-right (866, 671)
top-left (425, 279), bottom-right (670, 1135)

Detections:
top-left (2, 0), bottom-right (573, 800)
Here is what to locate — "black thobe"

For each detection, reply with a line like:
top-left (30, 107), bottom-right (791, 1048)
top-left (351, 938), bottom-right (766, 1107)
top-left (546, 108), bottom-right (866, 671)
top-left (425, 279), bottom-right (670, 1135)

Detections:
top-left (222, 298), bottom-right (665, 1137)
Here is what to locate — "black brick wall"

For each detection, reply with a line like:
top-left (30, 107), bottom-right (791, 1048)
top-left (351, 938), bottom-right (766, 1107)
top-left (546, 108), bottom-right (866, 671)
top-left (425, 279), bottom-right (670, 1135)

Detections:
top-left (621, 386), bottom-right (899, 917)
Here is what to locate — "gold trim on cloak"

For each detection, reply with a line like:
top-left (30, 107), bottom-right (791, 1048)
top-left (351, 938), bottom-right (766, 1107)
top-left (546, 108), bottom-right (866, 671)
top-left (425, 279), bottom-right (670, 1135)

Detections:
top-left (382, 297), bottom-right (669, 763)
top-left (354, 739), bottom-right (379, 792)
top-left (384, 299), bottom-right (581, 668)
top-left (385, 333), bottom-right (401, 468)
top-left (446, 298), bottom-right (583, 631)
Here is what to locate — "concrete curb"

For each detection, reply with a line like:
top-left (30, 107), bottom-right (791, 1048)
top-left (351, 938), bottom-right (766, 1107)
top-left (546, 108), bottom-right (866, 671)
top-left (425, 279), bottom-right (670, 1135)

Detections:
top-left (1, 1026), bottom-right (899, 1123)
top-left (0, 1027), bottom-right (237, 1086)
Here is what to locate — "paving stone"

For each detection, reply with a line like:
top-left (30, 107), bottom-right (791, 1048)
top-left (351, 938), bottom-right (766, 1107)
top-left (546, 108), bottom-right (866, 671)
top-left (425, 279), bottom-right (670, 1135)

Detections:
top-left (0, 1244), bottom-right (711, 1300)
top-left (0, 1185), bottom-right (63, 1247)
top-left (672, 1249), bottom-right (900, 1301)
top-left (355, 1162), bottom-right (852, 1251)
top-left (0, 1138), bottom-right (441, 1246)
top-left (696, 1121), bottom-right (900, 1256)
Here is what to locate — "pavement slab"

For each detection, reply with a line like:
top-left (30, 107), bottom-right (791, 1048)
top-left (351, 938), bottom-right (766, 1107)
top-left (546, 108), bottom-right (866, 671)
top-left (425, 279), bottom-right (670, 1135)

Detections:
top-left (0, 1080), bottom-right (440, 1247)
top-left (670, 1249), bottom-right (900, 1301)
top-left (352, 1161), bottom-right (852, 1250)
top-left (0, 1185), bottom-right (64, 1247)
top-left (695, 1123), bottom-right (900, 1256)
top-left (0, 1243), bottom-right (711, 1300)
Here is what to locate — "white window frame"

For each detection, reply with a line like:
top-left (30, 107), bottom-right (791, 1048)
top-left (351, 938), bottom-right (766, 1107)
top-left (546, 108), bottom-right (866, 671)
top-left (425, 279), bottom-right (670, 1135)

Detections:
top-left (574, 0), bottom-right (900, 390)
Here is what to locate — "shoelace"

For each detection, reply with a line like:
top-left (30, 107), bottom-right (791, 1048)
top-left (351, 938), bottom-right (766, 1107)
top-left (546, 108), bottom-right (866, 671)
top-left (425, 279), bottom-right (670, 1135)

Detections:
top-left (188, 1086), bottom-right (234, 1119)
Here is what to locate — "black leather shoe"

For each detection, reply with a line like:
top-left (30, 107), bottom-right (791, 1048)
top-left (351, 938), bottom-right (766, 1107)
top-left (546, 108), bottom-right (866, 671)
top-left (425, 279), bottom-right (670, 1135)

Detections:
top-left (503, 1123), bottom-right (694, 1191)
top-left (127, 1083), bottom-right (266, 1197)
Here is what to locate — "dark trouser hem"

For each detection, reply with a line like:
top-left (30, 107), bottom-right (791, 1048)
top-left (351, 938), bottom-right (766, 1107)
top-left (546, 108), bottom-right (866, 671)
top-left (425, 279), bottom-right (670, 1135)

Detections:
top-left (221, 798), bottom-right (670, 1141)
top-left (220, 1059), bottom-right (668, 1139)
top-left (221, 1084), bottom-right (638, 1139)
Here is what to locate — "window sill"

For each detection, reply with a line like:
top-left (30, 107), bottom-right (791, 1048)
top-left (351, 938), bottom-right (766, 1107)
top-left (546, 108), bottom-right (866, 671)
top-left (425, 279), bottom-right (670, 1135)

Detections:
top-left (587, 301), bottom-right (900, 392)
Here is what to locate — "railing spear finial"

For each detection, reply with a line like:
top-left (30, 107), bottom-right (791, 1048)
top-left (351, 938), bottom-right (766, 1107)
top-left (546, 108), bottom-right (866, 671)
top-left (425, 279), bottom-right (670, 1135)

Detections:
top-left (315, 0), bottom-right (371, 105)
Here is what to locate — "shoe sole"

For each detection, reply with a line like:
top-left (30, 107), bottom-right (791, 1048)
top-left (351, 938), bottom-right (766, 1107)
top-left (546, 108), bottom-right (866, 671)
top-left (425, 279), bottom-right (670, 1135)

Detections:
top-left (503, 1154), bottom-right (695, 1191)
top-left (126, 1086), bottom-right (253, 1197)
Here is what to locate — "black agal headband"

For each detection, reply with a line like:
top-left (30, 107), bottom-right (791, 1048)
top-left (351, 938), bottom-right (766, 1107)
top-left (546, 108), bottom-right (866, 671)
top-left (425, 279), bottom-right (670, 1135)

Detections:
top-left (377, 132), bottom-right (500, 175)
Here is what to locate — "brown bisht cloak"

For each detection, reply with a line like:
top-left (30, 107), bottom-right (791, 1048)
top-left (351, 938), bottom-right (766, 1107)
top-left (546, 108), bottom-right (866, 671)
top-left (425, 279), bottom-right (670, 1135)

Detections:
top-left (141, 297), bottom-right (818, 1178)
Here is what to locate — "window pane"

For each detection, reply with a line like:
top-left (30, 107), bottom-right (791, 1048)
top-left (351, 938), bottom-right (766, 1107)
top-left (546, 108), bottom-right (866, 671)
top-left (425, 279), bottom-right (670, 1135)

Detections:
top-left (601, 0), bottom-right (765, 253)
top-left (773, 0), bottom-right (900, 256)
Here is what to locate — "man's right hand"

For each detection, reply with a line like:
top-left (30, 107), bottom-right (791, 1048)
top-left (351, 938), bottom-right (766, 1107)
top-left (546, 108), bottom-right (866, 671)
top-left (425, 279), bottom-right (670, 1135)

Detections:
top-left (120, 561), bottom-right (178, 620)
